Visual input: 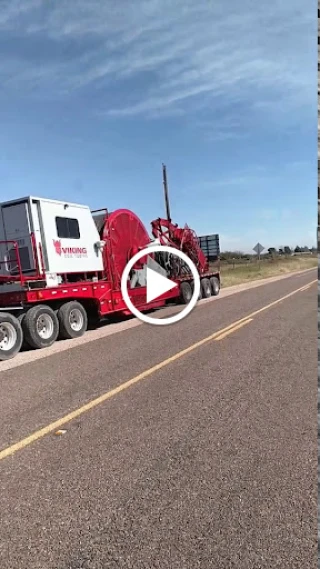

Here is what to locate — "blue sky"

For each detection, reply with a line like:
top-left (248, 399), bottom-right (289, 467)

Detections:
top-left (0, 0), bottom-right (316, 252)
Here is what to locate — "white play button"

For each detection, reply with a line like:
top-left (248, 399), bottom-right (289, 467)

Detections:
top-left (146, 266), bottom-right (178, 303)
top-left (121, 245), bottom-right (200, 326)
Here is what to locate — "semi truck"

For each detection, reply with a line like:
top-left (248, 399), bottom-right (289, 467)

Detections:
top-left (0, 170), bottom-right (220, 361)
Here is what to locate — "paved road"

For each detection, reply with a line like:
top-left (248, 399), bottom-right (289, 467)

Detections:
top-left (0, 270), bottom-right (317, 568)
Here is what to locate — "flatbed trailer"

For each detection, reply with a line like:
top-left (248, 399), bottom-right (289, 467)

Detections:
top-left (0, 269), bottom-right (220, 316)
top-left (0, 258), bottom-right (220, 361)
top-left (0, 168), bottom-right (220, 361)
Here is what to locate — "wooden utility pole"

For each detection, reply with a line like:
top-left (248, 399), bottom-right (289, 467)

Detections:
top-left (162, 163), bottom-right (171, 225)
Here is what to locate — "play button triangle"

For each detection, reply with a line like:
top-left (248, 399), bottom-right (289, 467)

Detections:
top-left (146, 266), bottom-right (178, 303)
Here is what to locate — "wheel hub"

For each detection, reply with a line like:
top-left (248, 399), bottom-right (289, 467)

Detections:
top-left (0, 322), bottom-right (17, 351)
top-left (36, 314), bottom-right (54, 340)
top-left (69, 309), bottom-right (84, 332)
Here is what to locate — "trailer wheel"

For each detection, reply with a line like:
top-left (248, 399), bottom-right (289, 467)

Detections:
top-left (57, 301), bottom-right (88, 339)
top-left (201, 278), bottom-right (212, 298)
top-left (191, 280), bottom-right (202, 301)
top-left (87, 311), bottom-right (100, 330)
top-left (18, 313), bottom-right (29, 351)
top-left (0, 313), bottom-right (23, 361)
top-left (210, 276), bottom-right (220, 296)
top-left (22, 305), bottom-right (59, 350)
top-left (180, 281), bottom-right (192, 304)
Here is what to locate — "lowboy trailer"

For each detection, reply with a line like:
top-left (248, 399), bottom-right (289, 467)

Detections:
top-left (0, 179), bottom-right (220, 361)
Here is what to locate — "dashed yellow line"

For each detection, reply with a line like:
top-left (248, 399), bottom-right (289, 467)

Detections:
top-left (0, 279), bottom-right (316, 462)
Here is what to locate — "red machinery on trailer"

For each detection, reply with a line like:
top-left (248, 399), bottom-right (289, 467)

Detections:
top-left (0, 166), bottom-right (220, 361)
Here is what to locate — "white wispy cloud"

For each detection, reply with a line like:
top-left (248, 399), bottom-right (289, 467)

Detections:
top-left (0, 0), bottom-right (314, 124)
top-left (0, 0), bottom-right (42, 25)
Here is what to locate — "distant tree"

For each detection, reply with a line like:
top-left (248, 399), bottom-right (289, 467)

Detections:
top-left (284, 246), bottom-right (292, 255)
top-left (220, 250), bottom-right (244, 260)
top-left (268, 247), bottom-right (277, 256)
top-left (302, 246), bottom-right (309, 252)
top-left (294, 246), bottom-right (301, 253)
top-left (278, 248), bottom-right (284, 255)
top-left (233, 250), bottom-right (245, 259)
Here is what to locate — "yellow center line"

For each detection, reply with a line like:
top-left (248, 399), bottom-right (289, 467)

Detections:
top-left (0, 279), bottom-right (316, 462)
top-left (299, 283), bottom-right (313, 292)
top-left (214, 318), bottom-right (253, 341)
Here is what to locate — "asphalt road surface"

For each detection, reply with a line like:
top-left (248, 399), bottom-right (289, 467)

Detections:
top-left (0, 270), bottom-right (317, 569)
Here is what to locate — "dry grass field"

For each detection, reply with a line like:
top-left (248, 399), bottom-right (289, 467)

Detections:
top-left (218, 255), bottom-right (317, 288)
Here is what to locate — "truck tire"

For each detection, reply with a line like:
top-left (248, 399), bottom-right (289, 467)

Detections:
top-left (0, 313), bottom-right (23, 361)
top-left (210, 276), bottom-right (220, 296)
top-left (191, 280), bottom-right (202, 301)
top-left (18, 313), bottom-right (29, 351)
top-left (201, 278), bottom-right (211, 298)
top-left (57, 301), bottom-right (88, 339)
top-left (87, 311), bottom-right (100, 330)
top-left (180, 281), bottom-right (192, 304)
top-left (22, 305), bottom-right (59, 350)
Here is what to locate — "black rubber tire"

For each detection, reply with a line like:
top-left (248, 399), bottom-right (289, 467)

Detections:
top-left (191, 279), bottom-right (202, 301)
top-left (0, 312), bottom-right (23, 361)
top-left (18, 313), bottom-right (29, 351)
top-left (22, 304), bottom-right (59, 350)
top-left (210, 276), bottom-right (220, 296)
top-left (201, 277), bottom-right (212, 298)
top-left (87, 311), bottom-right (100, 330)
top-left (180, 281), bottom-right (192, 304)
top-left (57, 301), bottom-right (88, 339)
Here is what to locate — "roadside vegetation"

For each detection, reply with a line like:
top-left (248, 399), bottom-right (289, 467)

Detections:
top-left (218, 254), bottom-right (317, 288)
